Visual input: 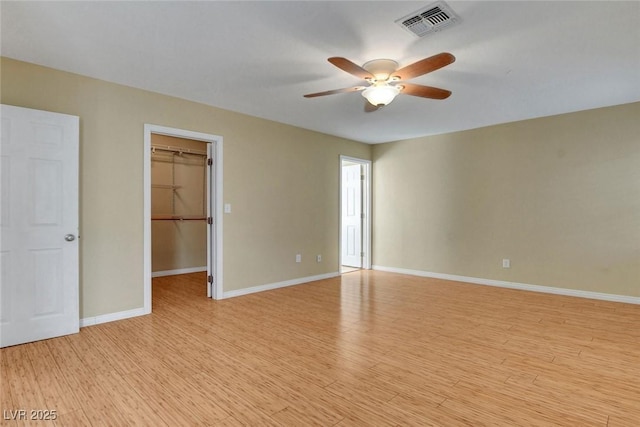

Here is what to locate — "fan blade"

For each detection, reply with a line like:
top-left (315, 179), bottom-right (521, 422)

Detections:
top-left (303, 86), bottom-right (365, 98)
top-left (392, 52), bottom-right (455, 81)
top-left (328, 57), bottom-right (374, 80)
top-left (399, 83), bottom-right (452, 100)
top-left (364, 101), bottom-right (380, 113)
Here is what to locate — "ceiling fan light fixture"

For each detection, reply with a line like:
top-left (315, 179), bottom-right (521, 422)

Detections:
top-left (362, 83), bottom-right (400, 106)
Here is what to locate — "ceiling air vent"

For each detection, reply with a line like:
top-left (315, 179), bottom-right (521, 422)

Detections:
top-left (396, 1), bottom-right (461, 38)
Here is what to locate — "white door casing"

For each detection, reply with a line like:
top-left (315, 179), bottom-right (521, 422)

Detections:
top-left (341, 163), bottom-right (362, 267)
top-left (1, 104), bottom-right (79, 348)
top-left (143, 124), bottom-right (223, 307)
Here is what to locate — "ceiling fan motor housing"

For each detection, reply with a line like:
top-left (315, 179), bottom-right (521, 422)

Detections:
top-left (362, 59), bottom-right (399, 81)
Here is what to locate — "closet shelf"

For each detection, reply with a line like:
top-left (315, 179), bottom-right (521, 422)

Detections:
top-left (151, 144), bottom-right (207, 156)
top-left (152, 184), bottom-right (182, 190)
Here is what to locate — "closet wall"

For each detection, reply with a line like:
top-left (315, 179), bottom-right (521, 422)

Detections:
top-left (151, 134), bottom-right (207, 274)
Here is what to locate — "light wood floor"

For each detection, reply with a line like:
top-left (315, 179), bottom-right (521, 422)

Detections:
top-left (2, 271), bottom-right (639, 426)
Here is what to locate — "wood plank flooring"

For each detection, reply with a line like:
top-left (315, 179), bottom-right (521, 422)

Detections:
top-left (1, 270), bottom-right (639, 426)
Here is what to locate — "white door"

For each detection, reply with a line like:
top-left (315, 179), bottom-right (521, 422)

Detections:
top-left (341, 163), bottom-right (362, 267)
top-left (1, 104), bottom-right (79, 348)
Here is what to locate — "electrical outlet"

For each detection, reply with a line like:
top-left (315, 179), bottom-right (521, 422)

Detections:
top-left (316, 254), bottom-right (322, 263)
top-left (502, 258), bottom-right (510, 268)
top-left (296, 254), bottom-right (302, 263)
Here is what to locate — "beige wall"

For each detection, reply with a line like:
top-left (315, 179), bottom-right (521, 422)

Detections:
top-left (373, 102), bottom-right (640, 297)
top-left (3, 56), bottom-right (636, 320)
top-left (1, 57), bottom-right (371, 318)
top-left (151, 135), bottom-right (207, 273)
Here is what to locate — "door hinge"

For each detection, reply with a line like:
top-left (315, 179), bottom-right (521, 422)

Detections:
top-left (360, 252), bottom-right (365, 257)
top-left (361, 174), bottom-right (365, 180)
top-left (208, 275), bottom-right (214, 284)
top-left (207, 217), bottom-right (213, 225)
top-left (361, 213), bottom-right (365, 219)
top-left (207, 158), bottom-right (213, 166)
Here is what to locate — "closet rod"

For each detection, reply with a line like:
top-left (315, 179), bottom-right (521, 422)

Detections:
top-left (151, 144), bottom-right (208, 156)
top-left (152, 216), bottom-right (207, 221)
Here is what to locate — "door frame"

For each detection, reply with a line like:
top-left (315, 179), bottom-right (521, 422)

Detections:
top-left (143, 124), bottom-right (224, 312)
top-left (339, 155), bottom-right (371, 270)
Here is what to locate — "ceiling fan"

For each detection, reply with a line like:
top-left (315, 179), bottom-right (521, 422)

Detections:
top-left (304, 52), bottom-right (455, 112)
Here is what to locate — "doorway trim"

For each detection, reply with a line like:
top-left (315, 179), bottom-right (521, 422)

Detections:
top-left (339, 155), bottom-right (372, 271)
top-left (143, 124), bottom-right (224, 313)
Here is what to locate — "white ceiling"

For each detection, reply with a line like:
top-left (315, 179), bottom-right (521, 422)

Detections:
top-left (2, 1), bottom-right (639, 144)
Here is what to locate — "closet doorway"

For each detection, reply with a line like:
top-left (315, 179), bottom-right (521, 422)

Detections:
top-left (151, 134), bottom-right (207, 276)
top-left (143, 125), bottom-right (223, 314)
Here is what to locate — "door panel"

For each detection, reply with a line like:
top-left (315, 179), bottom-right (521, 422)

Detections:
top-left (31, 248), bottom-right (63, 316)
top-left (30, 158), bottom-right (63, 224)
top-left (0, 252), bottom-right (11, 324)
top-left (341, 164), bottom-right (362, 267)
top-left (1, 104), bottom-right (79, 348)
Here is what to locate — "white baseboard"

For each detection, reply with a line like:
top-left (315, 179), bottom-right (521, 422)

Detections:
top-left (372, 265), bottom-right (640, 305)
top-left (80, 307), bottom-right (149, 328)
top-left (223, 272), bottom-right (340, 299)
top-left (151, 266), bottom-right (207, 278)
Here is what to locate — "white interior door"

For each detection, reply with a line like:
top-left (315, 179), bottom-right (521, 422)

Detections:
top-left (1, 104), bottom-right (79, 348)
top-left (341, 163), bottom-right (362, 268)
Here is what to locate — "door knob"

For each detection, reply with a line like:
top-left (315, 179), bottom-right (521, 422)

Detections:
top-left (64, 234), bottom-right (76, 242)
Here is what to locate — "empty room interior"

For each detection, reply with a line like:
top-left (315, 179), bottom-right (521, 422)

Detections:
top-left (1, 1), bottom-right (639, 426)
